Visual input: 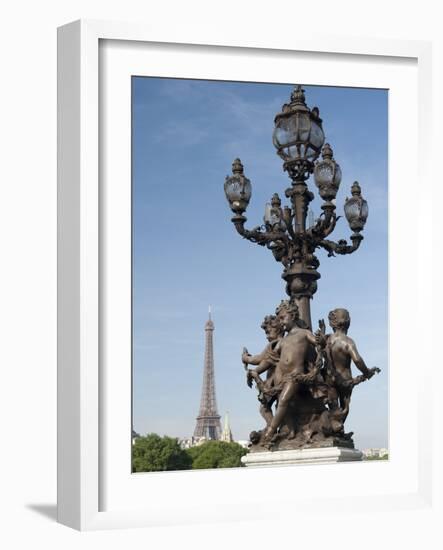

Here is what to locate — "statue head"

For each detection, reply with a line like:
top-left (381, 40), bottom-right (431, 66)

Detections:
top-left (328, 308), bottom-right (351, 332)
top-left (275, 299), bottom-right (300, 331)
top-left (261, 314), bottom-right (284, 342)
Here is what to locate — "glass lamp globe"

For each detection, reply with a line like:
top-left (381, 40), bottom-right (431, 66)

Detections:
top-left (263, 193), bottom-right (286, 230)
top-left (263, 202), bottom-right (273, 225)
top-left (344, 181), bottom-right (368, 232)
top-left (272, 85), bottom-right (325, 165)
top-left (314, 143), bottom-right (342, 201)
top-left (224, 158), bottom-right (252, 214)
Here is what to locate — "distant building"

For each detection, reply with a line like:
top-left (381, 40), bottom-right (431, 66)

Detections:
top-left (180, 411), bottom-right (247, 448)
top-left (179, 436), bottom-right (209, 449)
top-left (362, 447), bottom-right (389, 459)
top-left (132, 429), bottom-right (140, 445)
top-left (220, 412), bottom-right (233, 443)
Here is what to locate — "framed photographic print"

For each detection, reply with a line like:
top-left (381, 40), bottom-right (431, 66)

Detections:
top-left (58, 19), bottom-right (433, 531)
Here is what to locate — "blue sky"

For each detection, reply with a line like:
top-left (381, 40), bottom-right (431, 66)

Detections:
top-left (132, 77), bottom-right (388, 450)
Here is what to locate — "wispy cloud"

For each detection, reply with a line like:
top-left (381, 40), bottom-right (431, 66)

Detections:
top-left (151, 120), bottom-right (210, 147)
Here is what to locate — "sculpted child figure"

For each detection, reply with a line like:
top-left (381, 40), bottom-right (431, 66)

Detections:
top-left (242, 314), bottom-right (284, 429)
top-left (261, 300), bottom-right (319, 445)
top-left (323, 308), bottom-right (380, 423)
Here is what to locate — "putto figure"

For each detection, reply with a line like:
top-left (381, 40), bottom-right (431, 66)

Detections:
top-left (262, 300), bottom-right (318, 445)
top-left (321, 308), bottom-right (380, 424)
top-left (242, 314), bottom-right (284, 429)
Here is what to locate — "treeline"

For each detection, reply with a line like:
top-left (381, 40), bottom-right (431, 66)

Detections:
top-left (132, 433), bottom-right (248, 472)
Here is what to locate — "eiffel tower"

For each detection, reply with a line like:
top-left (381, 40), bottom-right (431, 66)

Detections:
top-left (193, 307), bottom-right (222, 440)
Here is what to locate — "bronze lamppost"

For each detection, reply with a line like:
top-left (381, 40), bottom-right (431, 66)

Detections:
top-left (223, 85), bottom-right (378, 455)
top-left (224, 85), bottom-right (368, 330)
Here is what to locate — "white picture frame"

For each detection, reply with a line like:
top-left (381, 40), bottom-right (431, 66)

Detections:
top-left (57, 19), bottom-right (433, 531)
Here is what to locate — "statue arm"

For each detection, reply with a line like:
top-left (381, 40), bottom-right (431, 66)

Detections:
top-left (254, 358), bottom-right (275, 375)
top-left (348, 339), bottom-right (371, 376)
top-left (341, 338), bottom-right (381, 388)
top-left (306, 331), bottom-right (317, 345)
top-left (242, 348), bottom-right (267, 365)
top-left (245, 356), bottom-right (273, 389)
top-left (307, 329), bottom-right (328, 348)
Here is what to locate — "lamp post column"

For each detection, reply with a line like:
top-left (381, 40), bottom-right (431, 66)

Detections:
top-left (282, 179), bottom-right (319, 330)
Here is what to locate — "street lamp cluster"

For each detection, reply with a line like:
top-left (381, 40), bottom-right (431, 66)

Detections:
top-left (224, 85), bottom-right (368, 329)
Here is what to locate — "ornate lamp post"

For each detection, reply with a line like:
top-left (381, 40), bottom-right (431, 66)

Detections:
top-left (224, 85), bottom-right (368, 329)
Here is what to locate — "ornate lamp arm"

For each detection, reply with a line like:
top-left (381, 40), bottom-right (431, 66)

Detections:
top-left (232, 214), bottom-right (292, 248)
top-left (319, 233), bottom-right (363, 257)
top-left (231, 215), bottom-right (268, 245)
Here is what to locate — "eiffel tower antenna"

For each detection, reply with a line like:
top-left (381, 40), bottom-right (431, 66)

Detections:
top-left (193, 309), bottom-right (221, 440)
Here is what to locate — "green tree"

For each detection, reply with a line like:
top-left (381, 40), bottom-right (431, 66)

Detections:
top-left (132, 433), bottom-right (192, 472)
top-left (186, 440), bottom-right (248, 469)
